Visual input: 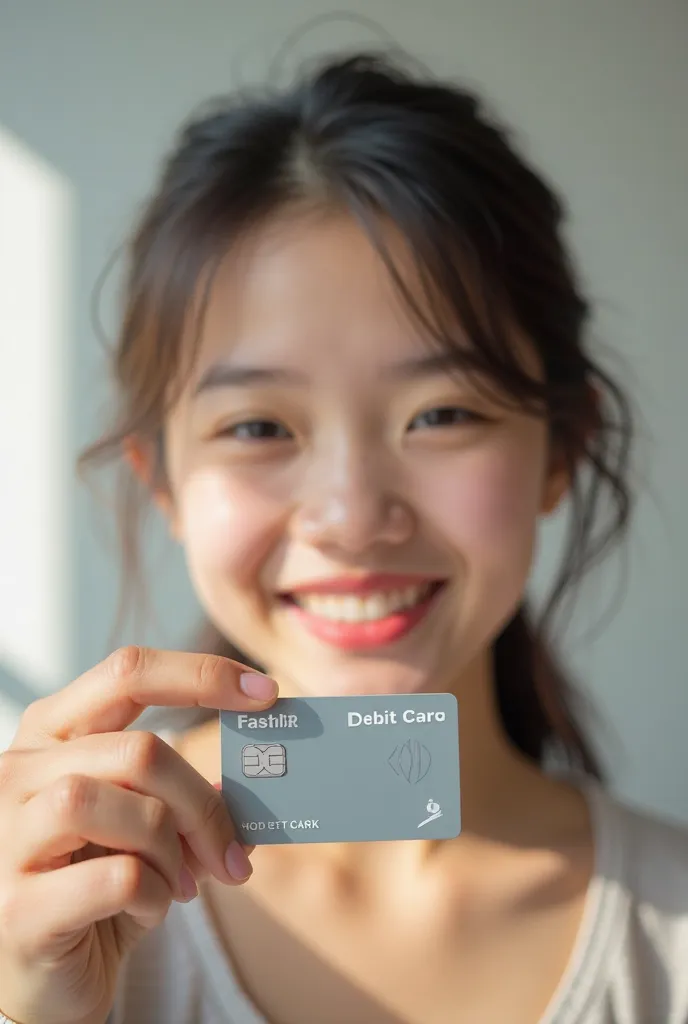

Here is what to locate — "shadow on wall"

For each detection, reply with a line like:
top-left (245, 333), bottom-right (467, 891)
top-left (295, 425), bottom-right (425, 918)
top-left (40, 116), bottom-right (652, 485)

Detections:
top-left (0, 124), bottom-right (73, 704)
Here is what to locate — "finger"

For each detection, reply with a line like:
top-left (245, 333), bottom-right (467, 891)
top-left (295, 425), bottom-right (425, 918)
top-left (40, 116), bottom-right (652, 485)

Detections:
top-left (14, 733), bottom-right (251, 885)
top-left (9, 856), bottom-right (174, 954)
top-left (179, 832), bottom-right (207, 882)
top-left (213, 782), bottom-right (254, 855)
top-left (178, 830), bottom-right (254, 883)
top-left (12, 646), bottom-right (277, 747)
top-left (14, 774), bottom-right (186, 899)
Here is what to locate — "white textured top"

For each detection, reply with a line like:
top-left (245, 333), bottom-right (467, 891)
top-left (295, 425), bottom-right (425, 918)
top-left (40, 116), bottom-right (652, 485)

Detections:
top-left (108, 781), bottom-right (688, 1024)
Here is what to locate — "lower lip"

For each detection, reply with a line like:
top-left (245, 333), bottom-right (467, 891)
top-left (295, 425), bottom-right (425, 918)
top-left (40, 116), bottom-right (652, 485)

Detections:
top-left (283, 586), bottom-right (443, 650)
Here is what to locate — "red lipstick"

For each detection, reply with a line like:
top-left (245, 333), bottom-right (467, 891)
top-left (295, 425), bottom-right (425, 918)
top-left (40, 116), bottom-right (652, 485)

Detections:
top-left (280, 575), bottom-right (444, 650)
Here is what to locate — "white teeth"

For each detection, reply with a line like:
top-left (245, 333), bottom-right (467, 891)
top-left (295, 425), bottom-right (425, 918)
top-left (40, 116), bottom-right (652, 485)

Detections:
top-left (341, 597), bottom-right (359, 622)
top-left (294, 584), bottom-right (433, 622)
top-left (365, 595), bottom-right (388, 620)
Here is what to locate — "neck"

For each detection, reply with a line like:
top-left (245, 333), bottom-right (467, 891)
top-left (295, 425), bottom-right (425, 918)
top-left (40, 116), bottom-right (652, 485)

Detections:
top-left (449, 646), bottom-right (542, 834)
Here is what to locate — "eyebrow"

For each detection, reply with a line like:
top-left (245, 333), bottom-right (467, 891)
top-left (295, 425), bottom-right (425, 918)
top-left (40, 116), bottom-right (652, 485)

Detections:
top-left (193, 350), bottom-right (473, 397)
top-left (194, 364), bottom-right (309, 396)
top-left (386, 351), bottom-right (474, 380)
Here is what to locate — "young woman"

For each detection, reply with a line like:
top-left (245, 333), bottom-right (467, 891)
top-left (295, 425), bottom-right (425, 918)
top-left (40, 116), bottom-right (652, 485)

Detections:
top-left (1, 52), bottom-right (687, 1024)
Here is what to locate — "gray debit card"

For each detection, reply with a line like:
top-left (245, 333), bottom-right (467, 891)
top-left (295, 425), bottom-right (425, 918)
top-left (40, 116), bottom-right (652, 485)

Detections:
top-left (220, 693), bottom-right (460, 845)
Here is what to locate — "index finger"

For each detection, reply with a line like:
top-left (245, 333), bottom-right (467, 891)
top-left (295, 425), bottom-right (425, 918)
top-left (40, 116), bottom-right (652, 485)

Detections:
top-left (13, 646), bottom-right (278, 747)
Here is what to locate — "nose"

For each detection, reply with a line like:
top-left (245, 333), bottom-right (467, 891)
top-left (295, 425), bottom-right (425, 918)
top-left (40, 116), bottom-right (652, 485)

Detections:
top-left (292, 444), bottom-right (414, 554)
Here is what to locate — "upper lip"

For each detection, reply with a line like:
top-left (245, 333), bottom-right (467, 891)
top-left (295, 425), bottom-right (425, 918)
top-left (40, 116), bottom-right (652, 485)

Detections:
top-left (280, 573), bottom-right (443, 597)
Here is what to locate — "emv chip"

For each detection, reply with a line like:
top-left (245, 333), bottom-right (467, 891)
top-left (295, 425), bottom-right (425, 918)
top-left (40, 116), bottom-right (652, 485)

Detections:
top-left (241, 743), bottom-right (287, 778)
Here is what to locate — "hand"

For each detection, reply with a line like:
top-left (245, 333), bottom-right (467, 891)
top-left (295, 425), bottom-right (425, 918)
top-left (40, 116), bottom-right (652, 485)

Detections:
top-left (0, 647), bottom-right (278, 1024)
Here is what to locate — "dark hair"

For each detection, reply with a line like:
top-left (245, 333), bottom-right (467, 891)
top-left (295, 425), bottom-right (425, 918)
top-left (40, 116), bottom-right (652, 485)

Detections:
top-left (80, 52), bottom-right (633, 779)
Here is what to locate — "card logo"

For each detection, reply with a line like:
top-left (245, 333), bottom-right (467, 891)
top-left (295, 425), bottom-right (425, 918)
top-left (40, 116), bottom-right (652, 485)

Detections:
top-left (387, 739), bottom-right (432, 784)
top-left (241, 743), bottom-right (287, 778)
top-left (417, 800), bottom-right (443, 828)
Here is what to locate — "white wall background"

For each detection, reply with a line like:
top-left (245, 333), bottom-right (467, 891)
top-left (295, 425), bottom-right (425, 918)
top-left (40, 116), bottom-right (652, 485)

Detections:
top-left (0, 0), bottom-right (686, 819)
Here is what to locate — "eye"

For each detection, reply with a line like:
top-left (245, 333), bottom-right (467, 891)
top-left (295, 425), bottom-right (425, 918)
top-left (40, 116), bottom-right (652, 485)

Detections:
top-left (407, 406), bottom-right (482, 431)
top-left (219, 419), bottom-right (292, 441)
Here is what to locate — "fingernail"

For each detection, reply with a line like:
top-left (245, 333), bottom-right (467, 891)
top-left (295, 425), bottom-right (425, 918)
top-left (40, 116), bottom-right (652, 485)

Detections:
top-left (179, 864), bottom-right (198, 901)
top-left (225, 840), bottom-right (253, 881)
top-left (240, 672), bottom-right (278, 701)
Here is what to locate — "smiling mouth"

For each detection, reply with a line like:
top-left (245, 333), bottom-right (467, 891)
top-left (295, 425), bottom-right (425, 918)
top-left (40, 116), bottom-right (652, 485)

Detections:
top-left (277, 580), bottom-right (446, 649)
top-left (283, 581), bottom-right (442, 622)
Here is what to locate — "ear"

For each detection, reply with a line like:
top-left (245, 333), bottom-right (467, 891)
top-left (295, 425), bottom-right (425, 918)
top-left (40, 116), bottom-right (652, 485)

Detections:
top-left (541, 381), bottom-right (600, 517)
top-left (540, 460), bottom-right (570, 516)
top-left (539, 432), bottom-right (572, 517)
top-left (123, 436), bottom-right (182, 540)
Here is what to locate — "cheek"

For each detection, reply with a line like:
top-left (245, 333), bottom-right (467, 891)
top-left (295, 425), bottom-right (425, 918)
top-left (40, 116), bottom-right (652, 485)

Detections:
top-left (425, 437), bottom-right (545, 562)
top-left (176, 468), bottom-right (281, 589)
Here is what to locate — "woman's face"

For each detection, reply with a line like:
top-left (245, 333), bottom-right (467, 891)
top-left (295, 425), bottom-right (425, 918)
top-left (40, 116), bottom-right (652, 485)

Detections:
top-left (162, 211), bottom-right (561, 697)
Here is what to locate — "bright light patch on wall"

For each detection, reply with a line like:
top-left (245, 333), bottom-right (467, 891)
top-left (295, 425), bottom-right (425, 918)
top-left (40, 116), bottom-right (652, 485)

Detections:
top-left (0, 126), bottom-right (72, 694)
